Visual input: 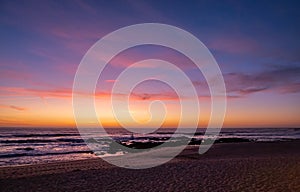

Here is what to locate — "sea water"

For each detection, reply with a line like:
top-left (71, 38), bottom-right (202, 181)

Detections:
top-left (0, 127), bottom-right (299, 166)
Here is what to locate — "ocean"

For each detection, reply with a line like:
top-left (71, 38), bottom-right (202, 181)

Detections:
top-left (0, 127), bottom-right (299, 167)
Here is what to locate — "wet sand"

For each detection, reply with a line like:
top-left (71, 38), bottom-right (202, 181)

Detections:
top-left (1, 141), bottom-right (299, 192)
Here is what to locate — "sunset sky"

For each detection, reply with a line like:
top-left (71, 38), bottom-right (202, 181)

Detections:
top-left (0, 0), bottom-right (299, 128)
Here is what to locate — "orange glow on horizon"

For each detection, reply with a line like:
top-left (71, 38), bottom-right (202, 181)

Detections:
top-left (1, 92), bottom-right (299, 128)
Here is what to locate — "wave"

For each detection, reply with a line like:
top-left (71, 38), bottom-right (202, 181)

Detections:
top-left (0, 150), bottom-right (93, 159)
top-left (0, 138), bottom-right (85, 144)
top-left (12, 133), bottom-right (79, 138)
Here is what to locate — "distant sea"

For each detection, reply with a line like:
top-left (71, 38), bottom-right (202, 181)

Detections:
top-left (0, 127), bottom-right (299, 167)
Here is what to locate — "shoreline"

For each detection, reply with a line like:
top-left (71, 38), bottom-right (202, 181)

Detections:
top-left (1, 127), bottom-right (299, 167)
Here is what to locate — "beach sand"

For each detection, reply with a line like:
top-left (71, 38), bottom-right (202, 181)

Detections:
top-left (0, 141), bottom-right (299, 192)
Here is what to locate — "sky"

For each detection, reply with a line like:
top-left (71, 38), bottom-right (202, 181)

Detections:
top-left (0, 0), bottom-right (299, 128)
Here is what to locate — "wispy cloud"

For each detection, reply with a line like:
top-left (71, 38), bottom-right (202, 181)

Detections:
top-left (0, 86), bottom-right (180, 101)
top-left (225, 65), bottom-right (300, 95)
top-left (105, 79), bottom-right (118, 83)
top-left (0, 104), bottom-right (27, 111)
top-left (0, 86), bottom-right (71, 99)
top-left (130, 92), bottom-right (178, 101)
top-left (0, 68), bottom-right (32, 81)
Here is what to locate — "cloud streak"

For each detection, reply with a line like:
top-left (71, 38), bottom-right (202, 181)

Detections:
top-left (0, 104), bottom-right (27, 111)
top-left (0, 86), bottom-right (180, 101)
top-left (224, 65), bottom-right (300, 95)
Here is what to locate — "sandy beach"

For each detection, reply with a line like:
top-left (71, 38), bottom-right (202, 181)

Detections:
top-left (1, 141), bottom-right (299, 192)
